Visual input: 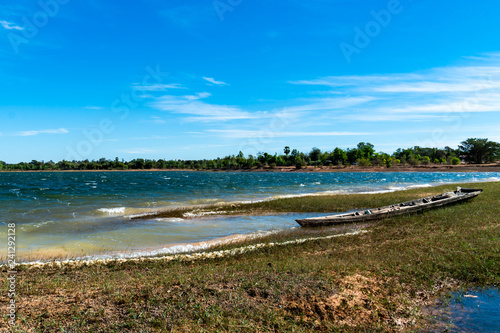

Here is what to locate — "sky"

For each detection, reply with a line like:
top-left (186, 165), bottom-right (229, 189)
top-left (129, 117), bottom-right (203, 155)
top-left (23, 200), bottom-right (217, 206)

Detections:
top-left (1, 0), bottom-right (500, 163)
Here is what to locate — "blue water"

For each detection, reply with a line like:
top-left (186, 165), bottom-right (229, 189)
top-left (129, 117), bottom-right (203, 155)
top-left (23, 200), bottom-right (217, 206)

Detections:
top-left (437, 289), bottom-right (500, 332)
top-left (0, 171), bottom-right (498, 261)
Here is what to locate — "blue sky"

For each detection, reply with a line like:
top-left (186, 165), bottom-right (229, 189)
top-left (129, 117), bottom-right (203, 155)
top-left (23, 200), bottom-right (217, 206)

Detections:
top-left (1, 0), bottom-right (500, 163)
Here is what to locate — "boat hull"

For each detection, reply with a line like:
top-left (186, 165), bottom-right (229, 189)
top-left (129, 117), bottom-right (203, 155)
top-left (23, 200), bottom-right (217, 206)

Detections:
top-left (295, 188), bottom-right (482, 227)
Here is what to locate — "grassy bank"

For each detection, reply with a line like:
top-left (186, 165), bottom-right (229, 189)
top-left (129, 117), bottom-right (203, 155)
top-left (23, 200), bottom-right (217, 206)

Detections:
top-left (1, 182), bottom-right (499, 331)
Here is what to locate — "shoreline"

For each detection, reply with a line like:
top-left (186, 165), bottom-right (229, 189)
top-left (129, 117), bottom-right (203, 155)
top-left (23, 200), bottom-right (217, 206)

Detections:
top-left (1, 163), bottom-right (500, 173)
top-left (6, 228), bottom-right (368, 269)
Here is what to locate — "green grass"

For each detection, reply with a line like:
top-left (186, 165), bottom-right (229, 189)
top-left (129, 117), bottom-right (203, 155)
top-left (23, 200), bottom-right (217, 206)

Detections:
top-left (1, 182), bottom-right (499, 332)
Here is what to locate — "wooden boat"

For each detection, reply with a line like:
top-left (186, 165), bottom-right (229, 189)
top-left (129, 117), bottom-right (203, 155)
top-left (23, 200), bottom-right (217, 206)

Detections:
top-left (295, 187), bottom-right (482, 227)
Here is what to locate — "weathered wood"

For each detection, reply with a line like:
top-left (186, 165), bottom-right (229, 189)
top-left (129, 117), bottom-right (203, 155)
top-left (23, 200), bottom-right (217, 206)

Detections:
top-left (295, 187), bottom-right (482, 227)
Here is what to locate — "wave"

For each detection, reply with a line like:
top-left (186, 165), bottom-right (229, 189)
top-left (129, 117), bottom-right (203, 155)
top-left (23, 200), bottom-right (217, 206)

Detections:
top-left (406, 184), bottom-right (432, 189)
top-left (95, 207), bottom-right (163, 218)
top-left (97, 207), bottom-right (126, 215)
top-left (155, 217), bottom-right (185, 222)
top-left (479, 176), bottom-right (500, 182)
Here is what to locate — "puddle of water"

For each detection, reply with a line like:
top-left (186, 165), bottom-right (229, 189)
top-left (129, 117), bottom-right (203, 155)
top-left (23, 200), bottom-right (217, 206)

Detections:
top-left (427, 288), bottom-right (500, 332)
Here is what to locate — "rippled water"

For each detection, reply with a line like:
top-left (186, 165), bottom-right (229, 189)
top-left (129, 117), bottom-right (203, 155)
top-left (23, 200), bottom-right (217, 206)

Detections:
top-left (1, 171), bottom-right (498, 261)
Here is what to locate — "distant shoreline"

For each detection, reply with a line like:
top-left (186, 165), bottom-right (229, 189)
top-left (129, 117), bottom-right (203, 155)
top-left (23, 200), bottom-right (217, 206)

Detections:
top-left (2, 163), bottom-right (500, 173)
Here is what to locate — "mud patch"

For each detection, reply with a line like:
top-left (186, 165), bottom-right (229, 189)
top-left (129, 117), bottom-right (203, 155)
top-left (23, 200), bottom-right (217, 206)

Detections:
top-left (282, 273), bottom-right (416, 330)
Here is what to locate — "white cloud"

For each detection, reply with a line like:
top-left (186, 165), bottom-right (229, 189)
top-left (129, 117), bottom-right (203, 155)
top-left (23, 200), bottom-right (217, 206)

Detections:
top-left (15, 128), bottom-right (69, 136)
top-left (133, 83), bottom-right (184, 91)
top-left (150, 116), bottom-right (167, 124)
top-left (0, 20), bottom-right (23, 30)
top-left (289, 74), bottom-right (417, 87)
top-left (207, 129), bottom-right (372, 139)
top-left (152, 92), bottom-right (257, 122)
top-left (203, 77), bottom-right (228, 86)
top-left (292, 65), bottom-right (500, 95)
top-left (283, 96), bottom-right (376, 113)
top-left (338, 113), bottom-right (442, 122)
top-left (290, 57), bottom-right (500, 122)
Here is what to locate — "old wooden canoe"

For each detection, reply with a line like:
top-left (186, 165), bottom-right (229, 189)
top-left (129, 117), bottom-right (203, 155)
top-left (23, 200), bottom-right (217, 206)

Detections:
top-left (295, 187), bottom-right (482, 227)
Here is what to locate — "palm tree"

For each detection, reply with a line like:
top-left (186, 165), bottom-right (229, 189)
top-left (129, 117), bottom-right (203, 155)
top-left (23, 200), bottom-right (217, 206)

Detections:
top-left (284, 146), bottom-right (290, 156)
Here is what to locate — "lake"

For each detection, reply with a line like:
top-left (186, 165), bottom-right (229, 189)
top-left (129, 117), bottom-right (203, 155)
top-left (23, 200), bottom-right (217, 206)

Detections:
top-left (1, 171), bottom-right (499, 262)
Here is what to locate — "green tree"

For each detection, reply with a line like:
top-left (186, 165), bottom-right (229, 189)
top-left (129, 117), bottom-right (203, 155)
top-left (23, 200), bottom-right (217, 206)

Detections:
top-left (331, 148), bottom-right (347, 165)
top-left (346, 148), bottom-right (361, 165)
top-left (458, 138), bottom-right (500, 164)
top-left (309, 147), bottom-right (322, 162)
top-left (356, 157), bottom-right (371, 167)
top-left (283, 146), bottom-right (290, 156)
top-left (357, 142), bottom-right (375, 160)
top-left (407, 155), bottom-right (419, 166)
top-left (294, 156), bottom-right (305, 169)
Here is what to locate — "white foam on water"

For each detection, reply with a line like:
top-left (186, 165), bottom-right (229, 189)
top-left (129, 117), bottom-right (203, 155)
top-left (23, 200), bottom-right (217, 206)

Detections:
top-left (387, 186), bottom-right (402, 190)
top-left (97, 207), bottom-right (126, 215)
top-left (155, 217), bottom-right (185, 222)
top-left (406, 184), bottom-right (432, 189)
top-left (183, 211), bottom-right (227, 218)
top-left (481, 176), bottom-right (500, 182)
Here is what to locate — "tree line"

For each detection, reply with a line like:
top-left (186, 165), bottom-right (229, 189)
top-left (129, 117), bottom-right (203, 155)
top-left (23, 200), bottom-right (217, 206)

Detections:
top-left (1, 138), bottom-right (499, 171)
